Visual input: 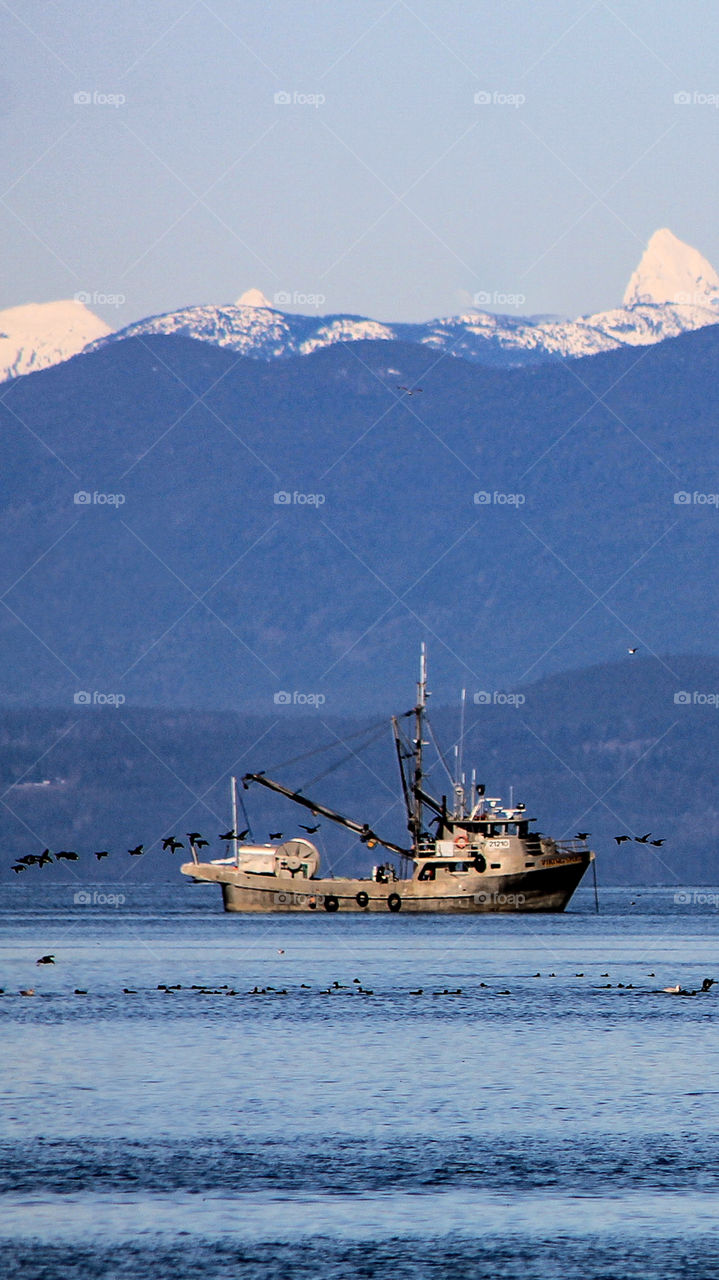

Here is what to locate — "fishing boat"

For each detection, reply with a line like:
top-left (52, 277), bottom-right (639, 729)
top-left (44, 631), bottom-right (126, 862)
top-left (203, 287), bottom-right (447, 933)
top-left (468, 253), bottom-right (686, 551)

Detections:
top-left (181, 649), bottom-right (595, 912)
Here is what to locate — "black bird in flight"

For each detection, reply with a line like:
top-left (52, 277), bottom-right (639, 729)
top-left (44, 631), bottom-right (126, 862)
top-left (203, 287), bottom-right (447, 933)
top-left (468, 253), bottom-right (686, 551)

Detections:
top-left (634, 833), bottom-right (652, 844)
top-left (94, 851), bottom-right (110, 860)
top-left (650, 838), bottom-right (666, 847)
top-left (628, 647), bottom-right (638, 655)
top-left (576, 833), bottom-right (590, 841)
top-left (36, 955), bottom-right (55, 965)
top-left (237, 828), bottom-right (249, 840)
top-left (162, 837), bottom-right (184, 853)
top-left (397, 385), bottom-right (423, 395)
top-left (38, 850), bottom-right (53, 866)
top-left (11, 864), bottom-right (25, 873)
top-left (56, 851), bottom-right (79, 861)
top-left (195, 838), bottom-right (209, 849)
top-left (218, 830), bottom-right (237, 841)
top-left (614, 835), bottom-right (631, 845)
top-left (186, 832), bottom-right (204, 844)
top-left (19, 855), bottom-right (39, 865)
top-left (128, 844), bottom-right (144, 856)
top-left (269, 832), bottom-right (283, 840)
top-left (300, 824), bottom-right (320, 834)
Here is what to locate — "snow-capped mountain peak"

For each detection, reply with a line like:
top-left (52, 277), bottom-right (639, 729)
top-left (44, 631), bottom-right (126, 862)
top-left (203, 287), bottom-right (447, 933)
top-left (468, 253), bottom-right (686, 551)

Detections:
top-left (0, 299), bottom-right (110, 382)
top-left (623, 227), bottom-right (719, 309)
top-left (236, 288), bottom-right (272, 308)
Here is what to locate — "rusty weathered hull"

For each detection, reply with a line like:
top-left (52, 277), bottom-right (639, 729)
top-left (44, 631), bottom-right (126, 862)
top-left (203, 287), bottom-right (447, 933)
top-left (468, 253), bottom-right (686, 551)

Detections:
top-left (182, 855), bottom-right (592, 913)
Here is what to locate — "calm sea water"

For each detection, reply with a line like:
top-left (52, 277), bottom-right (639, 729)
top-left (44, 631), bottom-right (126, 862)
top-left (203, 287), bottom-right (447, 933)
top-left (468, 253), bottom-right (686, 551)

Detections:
top-left (2, 880), bottom-right (719, 1279)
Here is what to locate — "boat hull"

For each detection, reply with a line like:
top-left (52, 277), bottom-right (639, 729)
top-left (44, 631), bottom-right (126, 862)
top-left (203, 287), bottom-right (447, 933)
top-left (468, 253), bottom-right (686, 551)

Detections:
top-left (181, 856), bottom-right (592, 913)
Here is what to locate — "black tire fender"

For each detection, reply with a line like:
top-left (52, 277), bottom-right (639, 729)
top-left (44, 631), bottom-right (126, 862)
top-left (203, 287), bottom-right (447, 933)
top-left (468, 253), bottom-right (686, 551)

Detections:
top-left (387, 892), bottom-right (402, 913)
top-left (324, 894), bottom-right (339, 912)
top-left (356, 891), bottom-right (370, 909)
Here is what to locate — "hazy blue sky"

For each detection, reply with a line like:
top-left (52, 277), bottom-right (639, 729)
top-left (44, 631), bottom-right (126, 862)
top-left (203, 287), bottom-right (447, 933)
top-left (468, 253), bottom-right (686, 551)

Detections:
top-left (4, 0), bottom-right (719, 326)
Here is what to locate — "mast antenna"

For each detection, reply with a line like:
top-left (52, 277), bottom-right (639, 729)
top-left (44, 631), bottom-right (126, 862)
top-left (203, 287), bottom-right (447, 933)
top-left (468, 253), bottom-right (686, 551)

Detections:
top-left (413, 643), bottom-right (427, 845)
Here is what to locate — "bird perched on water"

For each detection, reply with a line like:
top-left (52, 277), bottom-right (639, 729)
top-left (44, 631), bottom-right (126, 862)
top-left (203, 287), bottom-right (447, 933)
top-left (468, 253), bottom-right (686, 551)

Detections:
top-left (128, 844), bottom-right (144, 857)
top-left (634, 833), bottom-right (652, 844)
top-left (614, 835), bottom-right (631, 845)
top-left (36, 955), bottom-right (55, 965)
top-left (56, 851), bottom-right (78, 861)
top-left (300, 824), bottom-right (320, 834)
top-left (94, 851), bottom-right (109, 860)
top-left (162, 837), bottom-right (184, 853)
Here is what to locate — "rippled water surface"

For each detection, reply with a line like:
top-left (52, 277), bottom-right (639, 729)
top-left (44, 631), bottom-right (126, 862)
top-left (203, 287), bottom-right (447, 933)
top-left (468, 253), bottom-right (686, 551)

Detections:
top-left (2, 882), bottom-right (719, 1278)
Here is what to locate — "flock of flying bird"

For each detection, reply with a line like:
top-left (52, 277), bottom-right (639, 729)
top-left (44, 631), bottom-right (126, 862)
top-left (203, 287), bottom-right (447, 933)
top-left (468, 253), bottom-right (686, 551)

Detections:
top-left (8, 824), bottom-right (323, 876)
top-left (10, 825), bottom-right (664, 874)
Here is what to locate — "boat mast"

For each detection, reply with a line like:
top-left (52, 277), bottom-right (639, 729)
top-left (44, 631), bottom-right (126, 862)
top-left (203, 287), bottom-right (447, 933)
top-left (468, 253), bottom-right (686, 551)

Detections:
top-left (231, 776), bottom-right (239, 867)
top-left (412, 643), bottom-right (427, 845)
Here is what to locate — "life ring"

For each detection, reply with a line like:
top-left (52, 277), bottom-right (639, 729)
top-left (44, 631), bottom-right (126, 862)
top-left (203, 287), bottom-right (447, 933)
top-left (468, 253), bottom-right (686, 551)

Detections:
top-left (455, 835), bottom-right (468, 850)
top-left (324, 894), bottom-right (339, 912)
top-left (387, 893), bottom-right (402, 913)
top-left (473, 854), bottom-right (487, 874)
top-left (356, 891), bottom-right (370, 909)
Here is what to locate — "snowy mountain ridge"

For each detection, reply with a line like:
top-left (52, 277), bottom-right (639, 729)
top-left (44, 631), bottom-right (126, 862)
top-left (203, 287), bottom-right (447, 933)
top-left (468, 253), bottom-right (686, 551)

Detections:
top-left (87, 227), bottom-right (719, 369)
top-left (3, 228), bottom-right (719, 382)
top-left (0, 300), bottom-right (110, 383)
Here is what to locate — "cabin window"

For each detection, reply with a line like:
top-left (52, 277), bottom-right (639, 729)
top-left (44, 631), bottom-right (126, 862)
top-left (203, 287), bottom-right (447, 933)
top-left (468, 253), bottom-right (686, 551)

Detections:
top-left (418, 864), bottom-right (436, 881)
top-left (451, 862), bottom-right (469, 873)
